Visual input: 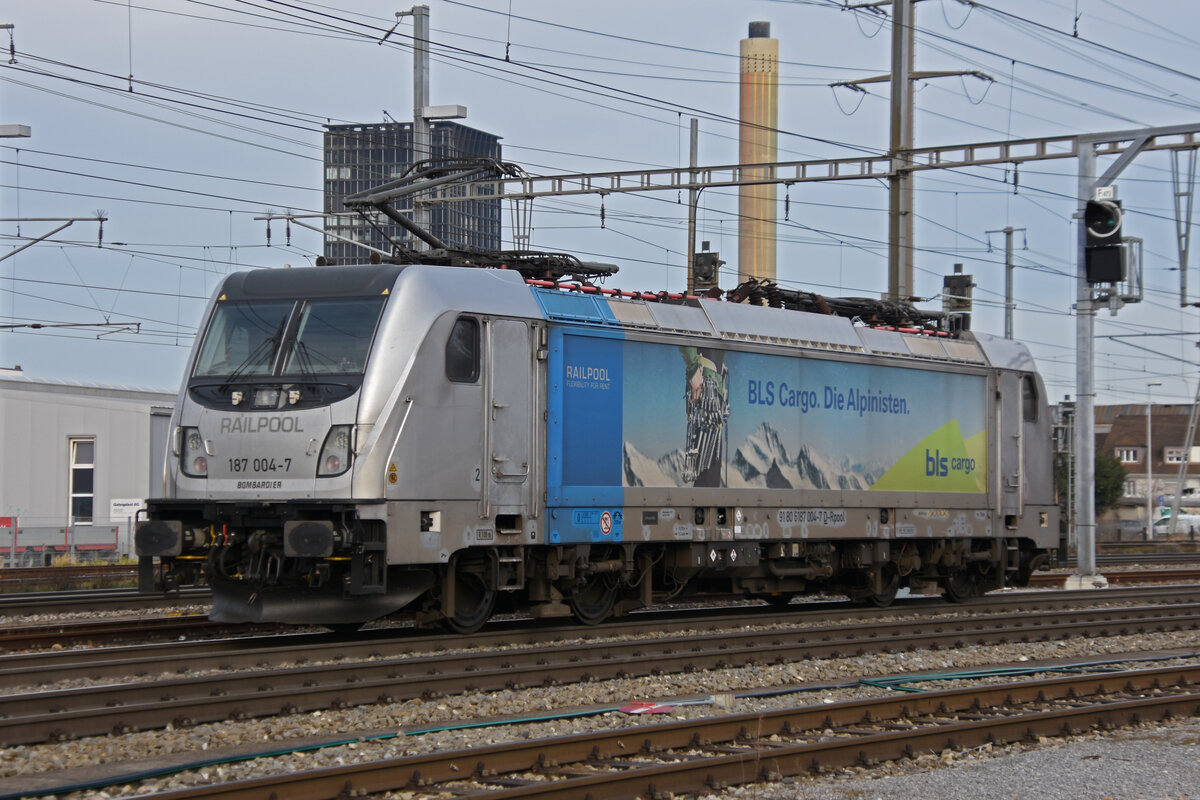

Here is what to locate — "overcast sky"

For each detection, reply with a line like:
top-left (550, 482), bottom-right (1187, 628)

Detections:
top-left (1, 0), bottom-right (1199, 407)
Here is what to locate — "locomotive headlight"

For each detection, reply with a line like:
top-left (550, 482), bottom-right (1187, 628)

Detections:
top-left (180, 426), bottom-right (208, 478)
top-left (253, 388), bottom-right (279, 408)
top-left (317, 425), bottom-right (353, 477)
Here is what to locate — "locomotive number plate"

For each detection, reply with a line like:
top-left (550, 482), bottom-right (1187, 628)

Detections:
top-left (227, 457), bottom-right (293, 474)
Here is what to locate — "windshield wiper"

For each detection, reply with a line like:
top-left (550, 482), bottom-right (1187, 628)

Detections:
top-left (218, 319), bottom-right (286, 392)
top-left (291, 340), bottom-right (317, 380)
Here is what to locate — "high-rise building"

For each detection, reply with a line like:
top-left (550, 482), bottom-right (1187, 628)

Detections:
top-left (323, 121), bottom-right (502, 263)
top-left (738, 21), bottom-right (778, 284)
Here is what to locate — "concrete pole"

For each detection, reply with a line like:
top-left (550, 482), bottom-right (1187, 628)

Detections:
top-left (887, 0), bottom-right (914, 301)
top-left (1146, 382), bottom-right (1161, 538)
top-left (1168, 377), bottom-right (1200, 535)
top-left (686, 118), bottom-right (699, 294)
top-left (412, 5), bottom-right (431, 251)
top-left (986, 226), bottom-right (1022, 338)
top-left (1070, 143), bottom-right (1102, 587)
top-left (1004, 228), bottom-right (1014, 339)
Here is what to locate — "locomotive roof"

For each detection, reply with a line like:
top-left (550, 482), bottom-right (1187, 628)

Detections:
top-left (213, 264), bottom-right (1037, 373)
top-left (217, 264), bottom-right (404, 301)
top-left (526, 282), bottom-right (1033, 370)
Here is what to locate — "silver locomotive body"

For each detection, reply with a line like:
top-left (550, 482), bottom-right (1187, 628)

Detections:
top-left (138, 264), bottom-right (1057, 629)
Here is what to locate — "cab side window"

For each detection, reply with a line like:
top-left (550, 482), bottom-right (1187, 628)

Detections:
top-left (446, 316), bottom-right (480, 383)
top-left (1022, 375), bottom-right (1039, 422)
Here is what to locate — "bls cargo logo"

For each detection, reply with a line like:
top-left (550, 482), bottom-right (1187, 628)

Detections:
top-left (925, 449), bottom-right (977, 477)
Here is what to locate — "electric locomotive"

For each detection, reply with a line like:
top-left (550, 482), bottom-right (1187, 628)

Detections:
top-left (136, 260), bottom-right (1056, 630)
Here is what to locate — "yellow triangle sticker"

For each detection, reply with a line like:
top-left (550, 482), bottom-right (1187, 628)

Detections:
top-left (870, 419), bottom-right (987, 493)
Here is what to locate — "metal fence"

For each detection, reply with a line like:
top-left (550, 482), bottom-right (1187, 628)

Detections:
top-left (0, 517), bottom-right (128, 567)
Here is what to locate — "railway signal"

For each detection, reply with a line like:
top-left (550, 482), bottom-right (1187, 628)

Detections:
top-left (1084, 197), bottom-right (1124, 284)
top-left (693, 249), bottom-right (724, 291)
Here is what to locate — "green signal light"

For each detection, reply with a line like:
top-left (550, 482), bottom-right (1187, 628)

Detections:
top-left (1085, 199), bottom-right (1122, 240)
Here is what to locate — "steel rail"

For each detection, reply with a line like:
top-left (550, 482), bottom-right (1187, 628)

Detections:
top-left (1029, 568), bottom-right (1200, 586)
top-left (0, 615), bottom-right (264, 651)
top-left (0, 587), bottom-right (208, 616)
top-left (3, 601), bottom-right (1200, 747)
top-left (128, 663), bottom-right (1200, 800)
top-left (0, 564), bottom-right (135, 582)
top-left (1, 584), bottom-right (1197, 682)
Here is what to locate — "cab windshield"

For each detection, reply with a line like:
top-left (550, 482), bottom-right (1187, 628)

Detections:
top-left (283, 298), bottom-right (385, 376)
top-left (192, 297), bottom-right (386, 379)
top-left (193, 301), bottom-right (292, 378)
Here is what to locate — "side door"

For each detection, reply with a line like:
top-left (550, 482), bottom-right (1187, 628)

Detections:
top-left (999, 371), bottom-right (1023, 517)
top-left (484, 318), bottom-right (534, 515)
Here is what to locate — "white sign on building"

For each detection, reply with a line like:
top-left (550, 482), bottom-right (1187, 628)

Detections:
top-left (110, 498), bottom-right (146, 522)
top-left (110, 498), bottom-right (146, 557)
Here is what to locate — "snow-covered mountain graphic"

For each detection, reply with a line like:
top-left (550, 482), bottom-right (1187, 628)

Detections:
top-left (622, 441), bottom-right (682, 487)
top-left (623, 422), bottom-right (886, 489)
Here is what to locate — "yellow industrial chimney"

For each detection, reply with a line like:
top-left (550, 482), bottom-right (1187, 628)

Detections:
top-left (739, 21), bottom-right (778, 284)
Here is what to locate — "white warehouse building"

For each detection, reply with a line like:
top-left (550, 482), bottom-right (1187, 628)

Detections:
top-left (0, 368), bottom-right (175, 565)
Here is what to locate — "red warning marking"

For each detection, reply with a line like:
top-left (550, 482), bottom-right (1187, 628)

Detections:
top-left (620, 702), bottom-right (674, 714)
top-left (600, 511), bottom-right (613, 535)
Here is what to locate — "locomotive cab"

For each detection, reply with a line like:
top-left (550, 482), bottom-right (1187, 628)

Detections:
top-left (137, 265), bottom-right (421, 622)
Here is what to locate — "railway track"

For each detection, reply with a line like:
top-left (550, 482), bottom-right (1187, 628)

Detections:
top-left (0, 586), bottom-right (208, 616)
top-left (0, 614), bottom-right (280, 650)
top-left (1097, 551), bottom-right (1200, 566)
top-left (2, 589), bottom-right (1200, 748)
top-left (45, 661), bottom-right (1200, 800)
top-left (1100, 540), bottom-right (1200, 551)
top-left (1028, 566), bottom-right (1200, 585)
top-left (0, 583), bottom-right (1195, 665)
top-left (0, 565), bottom-right (1195, 651)
top-left (0, 563), bottom-right (139, 591)
top-left (0, 558), bottom-right (1192, 619)
top-left (1064, 551), bottom-right (1200, 569)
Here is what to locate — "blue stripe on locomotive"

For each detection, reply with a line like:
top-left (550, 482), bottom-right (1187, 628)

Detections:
top-left (536, 289), bottom-right (626, 544)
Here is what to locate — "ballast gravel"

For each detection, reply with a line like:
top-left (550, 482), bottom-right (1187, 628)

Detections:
top-left (705, 720), bottom-right (1200, 800)
top-left (1, 613), bottom-right (1198, 799)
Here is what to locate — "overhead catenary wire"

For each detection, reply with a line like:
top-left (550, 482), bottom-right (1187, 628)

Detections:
top-left (1, 0), bottom-right (1195, 399)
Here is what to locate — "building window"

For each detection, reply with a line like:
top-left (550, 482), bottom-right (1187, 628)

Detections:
top-left (69, 438), bottom-right (95, 525)
top-left (1165, 447), bottom-right (1188, 464)
top-left (1124, 479), bottom-right (1138, 497)
top-left (1116, 447), bottom-right (1140, 464)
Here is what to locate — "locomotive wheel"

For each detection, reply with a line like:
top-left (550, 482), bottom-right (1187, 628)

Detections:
top-left (866, 564), bottom-right (900, 608)
top-left (1012, 551), bottom-right (1048, 587)
top-left (442, 567), bottom-right (496, 635)
top-left (758, 593), bottom-right (795, 609)
top-left (568, 575), bottom-right (619, 626)
top-left (942, 569), bottom-right (977, 603)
